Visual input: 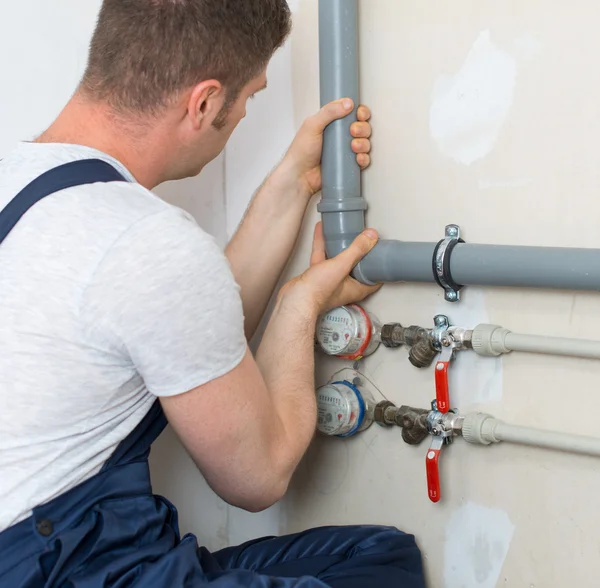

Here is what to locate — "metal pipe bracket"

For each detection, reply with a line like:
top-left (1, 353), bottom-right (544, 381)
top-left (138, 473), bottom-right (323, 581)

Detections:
top-left (433, 224), bottom-right (465, 302)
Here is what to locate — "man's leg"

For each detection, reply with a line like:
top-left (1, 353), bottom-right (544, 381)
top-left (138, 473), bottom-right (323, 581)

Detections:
top-left (208, 525), bottom-right (426, 588)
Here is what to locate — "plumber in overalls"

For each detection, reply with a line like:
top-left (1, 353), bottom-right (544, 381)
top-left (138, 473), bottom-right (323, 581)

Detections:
top-left (0, 1), bottom-right (426, 586)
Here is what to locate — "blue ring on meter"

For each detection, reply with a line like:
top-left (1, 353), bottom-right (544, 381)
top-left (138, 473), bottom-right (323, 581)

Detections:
top-left (332, 380), bottom-right (365, 438)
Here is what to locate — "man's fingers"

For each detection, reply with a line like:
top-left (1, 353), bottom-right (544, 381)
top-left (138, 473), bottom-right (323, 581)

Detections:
top-left (357, 105), bottom-right (371, 122)
top-left (336, 229), bottom-right (379, 273)
top-left (310, 222), bottom-right (327, 266)
top-left (350, 121), bottom-right (371, 139)
top-left (352, 138), bottom-right (371, 154)
top-left (305, 98), bottom-right (354, 135)
top-left (357, 153), bottom-right (371, 169)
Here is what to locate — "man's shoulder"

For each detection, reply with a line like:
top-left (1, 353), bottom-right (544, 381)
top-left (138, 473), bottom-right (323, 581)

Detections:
top-left (0, 141), bottom-right (182, 236)
top-left (77, 176), bottom-right (173, 224)
top-left (0, 143), bottom-right (208, 269)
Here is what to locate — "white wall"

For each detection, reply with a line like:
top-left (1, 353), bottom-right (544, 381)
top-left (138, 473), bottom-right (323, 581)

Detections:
top-left (5, 1), bottom-right (600, 586)
top-left (0, 2), bottom-right (100, 153)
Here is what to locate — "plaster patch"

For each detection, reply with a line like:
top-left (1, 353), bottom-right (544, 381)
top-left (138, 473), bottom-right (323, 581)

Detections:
top-left (429, 30), bottom-right (517, 165)
top-left (444, 502), bottom-right (515, 588)
top-left (436, 289), bottom-right (503, 407)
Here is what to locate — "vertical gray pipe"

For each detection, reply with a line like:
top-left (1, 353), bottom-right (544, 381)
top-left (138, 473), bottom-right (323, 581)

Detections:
top-left (318, 0), bottom-right (367, 258)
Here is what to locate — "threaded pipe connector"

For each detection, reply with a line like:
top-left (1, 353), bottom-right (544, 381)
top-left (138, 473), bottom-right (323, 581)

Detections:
top-left (408, 339), bottom-right (438, 368)
top-left (381, 324), bottom-right (405, 348)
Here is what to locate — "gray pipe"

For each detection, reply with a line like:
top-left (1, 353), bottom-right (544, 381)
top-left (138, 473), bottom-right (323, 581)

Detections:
top-left (318, 0), bottom-right (600, 293)
top-left (354, 241), bottom-right (600, 290)
top-left (318, 0), bottom-right (366, 259)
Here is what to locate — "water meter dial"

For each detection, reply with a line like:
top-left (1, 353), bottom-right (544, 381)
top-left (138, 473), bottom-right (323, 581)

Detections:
top-left (316, 305), bottom-right (381, 360)
top-left (316, 380), bottom-right (375, 437)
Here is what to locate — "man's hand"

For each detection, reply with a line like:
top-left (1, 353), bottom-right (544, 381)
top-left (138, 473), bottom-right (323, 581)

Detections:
top-left (279, 222), bottom-right (381, 319)
top-left (226, 100), bottom-right (372, 341)
top-left (277, 99), bottom-right (372, 198)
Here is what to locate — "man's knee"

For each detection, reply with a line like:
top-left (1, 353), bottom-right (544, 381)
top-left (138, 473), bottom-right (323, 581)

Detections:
top-left (315, 525), bottom-right (426, 588)
top-left (211, 524), bottom-right (426, 588)
top-left (299, 524), bottom-right (418, 557)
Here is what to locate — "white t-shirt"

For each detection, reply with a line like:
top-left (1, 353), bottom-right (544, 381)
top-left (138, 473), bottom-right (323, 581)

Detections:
top-left (0, 142), bottom-right (247, 532)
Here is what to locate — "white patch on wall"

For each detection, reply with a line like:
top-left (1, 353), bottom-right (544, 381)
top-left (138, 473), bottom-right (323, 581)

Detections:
top-left (444, 502), bottom-right (515, 588)
top-left (437, 289), bottom-right (503, 407)
top-left (429, 30), bottom-right (517, 165)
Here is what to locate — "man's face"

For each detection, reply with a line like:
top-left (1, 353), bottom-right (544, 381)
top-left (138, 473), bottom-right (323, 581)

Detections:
top-left (172, 70), bottom-right (268, 181)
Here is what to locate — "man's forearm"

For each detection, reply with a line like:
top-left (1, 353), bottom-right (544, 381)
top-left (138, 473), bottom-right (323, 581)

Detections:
top-left (254, 291), bottom-right (318, 485)
top-left (225, 164), bottom-right (311, 341)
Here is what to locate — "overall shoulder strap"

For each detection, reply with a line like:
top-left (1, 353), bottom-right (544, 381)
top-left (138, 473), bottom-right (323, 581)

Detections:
top-left (0, 158), bottom-right (128, 245)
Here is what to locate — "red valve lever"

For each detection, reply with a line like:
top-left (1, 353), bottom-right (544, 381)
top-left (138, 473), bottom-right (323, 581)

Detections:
top-left (426, 437), bottom-right (444, 503)
top-left (435, 361), bottom-right (450, 413)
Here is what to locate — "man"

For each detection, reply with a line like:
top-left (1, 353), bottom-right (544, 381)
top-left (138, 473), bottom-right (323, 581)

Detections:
top-left (0, 1), bottom-right (425, 586)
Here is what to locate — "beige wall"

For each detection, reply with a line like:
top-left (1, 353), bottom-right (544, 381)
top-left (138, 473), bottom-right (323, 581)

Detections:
top-left (276, 2), bottom-right (600, 586)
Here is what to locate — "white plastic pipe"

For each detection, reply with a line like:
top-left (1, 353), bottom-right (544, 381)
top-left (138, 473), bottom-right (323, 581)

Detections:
top-left (462, 413), bottom-right (600, 458)
top-left (505, 332), bottom-right (600, 359)
top-left (470, 324), bottom-right (600, 360)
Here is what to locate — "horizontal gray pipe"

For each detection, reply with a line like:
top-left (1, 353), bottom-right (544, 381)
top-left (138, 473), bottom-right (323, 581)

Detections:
top-left (353, 240), bottom-right (600, 291)
top-left (318, 0), bottom-right (600, 293)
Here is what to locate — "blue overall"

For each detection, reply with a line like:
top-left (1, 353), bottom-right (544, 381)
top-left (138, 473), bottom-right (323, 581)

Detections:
top-left (0, 160), bottom-right (426, 587)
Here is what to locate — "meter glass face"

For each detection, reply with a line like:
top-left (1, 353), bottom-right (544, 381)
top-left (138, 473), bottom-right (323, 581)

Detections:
top-left (316, 306), bottom-right (360, 355)
top-left (316, 384), bottom-right (360, 436)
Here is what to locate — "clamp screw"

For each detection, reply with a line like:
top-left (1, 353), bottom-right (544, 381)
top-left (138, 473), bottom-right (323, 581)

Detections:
top-left (434, 315), bottom-right (447, 327)
top-left (445, 291), bottom-right (458, 302)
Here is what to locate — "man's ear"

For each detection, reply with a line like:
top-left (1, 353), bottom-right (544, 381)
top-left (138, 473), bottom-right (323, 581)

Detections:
top-left (187, 80), bottom-right (225, 130)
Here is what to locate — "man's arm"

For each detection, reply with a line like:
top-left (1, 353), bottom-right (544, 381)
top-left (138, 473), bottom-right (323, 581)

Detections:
top-left (161, 226), bottom-right (380, 512)
top-left (225, 99), bottom-right (372, 340)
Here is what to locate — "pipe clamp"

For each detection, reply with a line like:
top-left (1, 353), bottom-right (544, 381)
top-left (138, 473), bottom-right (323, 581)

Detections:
top-left (432, 224), bottom-right (465, 302)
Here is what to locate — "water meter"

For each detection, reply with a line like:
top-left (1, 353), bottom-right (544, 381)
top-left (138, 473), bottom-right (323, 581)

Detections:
top-left (316, 304), bottom-right (381, 360)
top-left (316, 380), bottom-right (375, 437)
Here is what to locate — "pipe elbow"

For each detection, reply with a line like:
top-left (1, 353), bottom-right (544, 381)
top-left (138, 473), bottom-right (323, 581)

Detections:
top-left (352, 258), bottom-right (378, 285)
